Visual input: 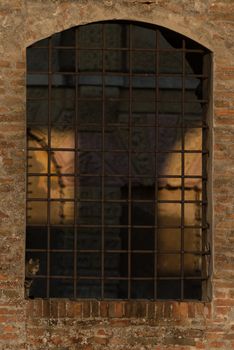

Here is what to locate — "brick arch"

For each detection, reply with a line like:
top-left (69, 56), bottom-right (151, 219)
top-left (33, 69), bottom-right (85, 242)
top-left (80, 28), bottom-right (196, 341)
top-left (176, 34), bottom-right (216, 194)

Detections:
top-left (25, 1), bottom-right (213, 51)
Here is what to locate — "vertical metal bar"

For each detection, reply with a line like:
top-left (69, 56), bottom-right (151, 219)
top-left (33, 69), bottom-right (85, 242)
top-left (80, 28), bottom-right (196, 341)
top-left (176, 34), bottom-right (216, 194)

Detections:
top-left (180, 39), bottom-right (186, 300)
top-left (101, 23), bottom-right (105, 299)
top-left (154, 28), bottom-right (159, 300)
top-left (73, 27), bottom-right (79, 298)
top-left (128, 23), bottom-right (132, 299)
top-left (46, 36), bottom-right (52, 297)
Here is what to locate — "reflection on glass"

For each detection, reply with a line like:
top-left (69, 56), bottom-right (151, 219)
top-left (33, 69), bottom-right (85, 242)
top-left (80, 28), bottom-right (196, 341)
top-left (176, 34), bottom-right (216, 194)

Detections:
top-left (157, 203), bottom-right (181, 227)
top-left (28, 176), bottom-right (47, 198)
top-left (27, 201), bottom-right (47, 224)
top-left (78, 202), bottom-right (101, 225)
top-left (27, 127), bottom-right (48, 148)
top-left (52, 49), bottom-right (75, 73)
top-left (159, 52), bottom-right (182, 74)
top-left (158, 229), bottom-right (181, 251)
top-left (28, 150), bottom-right (48, 173)
top-left (79, 50), bottom-right (102, 72)
top-left (132, 51), bottom-right (156, 74)
top-left (51, 151), bottom-right (75, 174)
top-left (184, 153), bottom-right (202, 176)
top-left (50, 176), bottom-right (74, 199)
top-left (157, 254), bottom-right (181, 277)
top-left (51, 127), bottom-right (75, 148)
top-left (50, 201), bottom-right (74, 225)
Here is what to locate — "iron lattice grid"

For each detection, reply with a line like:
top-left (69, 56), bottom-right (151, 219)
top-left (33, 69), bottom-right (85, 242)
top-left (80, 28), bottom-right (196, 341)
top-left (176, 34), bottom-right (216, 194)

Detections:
top-left (26, 21), bottom-right (211, 300)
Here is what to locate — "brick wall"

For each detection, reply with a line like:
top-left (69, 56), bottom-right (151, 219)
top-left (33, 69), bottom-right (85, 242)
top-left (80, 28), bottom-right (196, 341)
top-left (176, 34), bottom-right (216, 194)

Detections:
top-left (0, 0), bottom-right (233, 349)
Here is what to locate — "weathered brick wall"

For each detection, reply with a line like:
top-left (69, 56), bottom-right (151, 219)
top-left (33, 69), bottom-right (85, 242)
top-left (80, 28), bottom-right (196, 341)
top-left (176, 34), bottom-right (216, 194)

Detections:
top-left (0, 0), bottom-right (233, 349)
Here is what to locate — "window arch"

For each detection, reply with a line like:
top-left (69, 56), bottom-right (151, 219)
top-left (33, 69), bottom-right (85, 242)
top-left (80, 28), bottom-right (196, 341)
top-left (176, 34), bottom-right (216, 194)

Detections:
top-left (26, 21), bottom-right (211, 300)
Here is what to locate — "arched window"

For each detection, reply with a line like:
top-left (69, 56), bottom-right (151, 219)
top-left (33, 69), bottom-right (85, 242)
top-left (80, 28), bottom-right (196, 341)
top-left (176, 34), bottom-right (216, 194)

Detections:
top-left (26, 21), bottom-right (211, 300)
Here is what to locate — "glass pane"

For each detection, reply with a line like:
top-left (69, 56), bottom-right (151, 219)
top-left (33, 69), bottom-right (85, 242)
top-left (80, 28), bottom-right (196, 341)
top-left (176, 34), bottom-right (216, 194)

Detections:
top-left (51, 151), bottom-right (75, 174)
top-left (105, 253), bottom-right (128, 277)
top-left (157, 280), bottom-right (181, 299)
top-left (158, 153), bottom-right (181, 176)
top-left (185, 53), bottom-right (203, 74)
top-left (132, 183), bottom-right (155, 200)
top-left (78, 100), bottom-right (102, 124)
top-left (77, 227), bottom-right (101, 250)
top-left (50, 176), bottom-right (74, 199)
top-left (104, 177), bottom-right (127, 200)
top-left (77, 253), bottom-right (101, 277)
top-left (50, 279), bottom-right (74, 298)
top-left (79, 176), bottom-right (101, 200)
top-left (105, 100), bottom-right (126, 125)
top-left (79, 50), bottom-right (102, 72)
top-left (78, 202), bottom-right (101, 225)
top-left (132, 51), bottom-right (156, 74)
top-left (50, 252), bottom-right (74, 276)
top-left (158, 29), bottom-right (183, 49)
top-left (52, 27), bottom-right (76, 47)
top-left (157, 203), bottom-right (181, 227)
top-left (27, 48), bottom-right (48, 72)
top-left (105, 152), bottom-right (128, 175)
top-left (184, 253), bottom-right (201, 276)
top-left (132, 202), bottom-right (154, 226)
top-left (105, 50), bottom-right (128, 73)
top-left (78, 128), bottom-right (102, 150)
top-left (132, 25), bottom-right (156, 49)
top-left (158, 228), bottom-right (181, 251)
top-left (131, 228), bottom-right (154, 250)
top-left (157, 254), bottom-right (181, 277)
top-left (79, 152), bottom-right (102, 175)
top-left (52, 49), bottom-right (75, 72)
top-left (184, 279), bottom-right (202, 300)
top-left (51, 227), bottom-right (74, 250)
top-left (105, 227), bottom-right (127, 250)
top-left (131, 253), bottom-right (154, 277)
top-left (28, 150), bottom-right (48, 174)
top-left (79, 23), bottom-right (102, 48)
top-left (131, 280), bottom-right (154, 299)
top-left (105, 127), bottom-right (129, 151)
top-left (104, 203), bottom-right (128, 226)
top-left (159, 52), bottom-right (182, 74)
top-left (26, 227), bottom-right (47, 250)
top-left (184, 128), bottom-right (202, 150)
top-left (27, 201), bottom-right (47, 224)
top-left (51, 126), bottom-right (75, 148)
top-left (158, 181), bottom-right (181, 200)
top-left (131, 153), bottom-right (155, 176)
top-left (105, 23), bottom-right (129, 48)
top-left (184, 227), bottom-right (202, 252)
top-left (158, 127), bottom-right (181, 151)
top-left (77, 279), bottom-right (101, 298)
top-left (51, 100), bottom-right (75, 124)
top-left (132, 127), bottom-right (155, 151)
top-left (184, 203), bottom-right (202, 226)
top-left (50, 201), bottom-right (74, 225)
top-left (27, 126), bottom-right (48, 148)
top-left (28, 176), bottom-right (47, 198)
top-left (184, 153), bottom-right (202, 176)
top-left (104, 280), bottom-right (128, 299)
top-left (27, 99), bottom-right (48, 124)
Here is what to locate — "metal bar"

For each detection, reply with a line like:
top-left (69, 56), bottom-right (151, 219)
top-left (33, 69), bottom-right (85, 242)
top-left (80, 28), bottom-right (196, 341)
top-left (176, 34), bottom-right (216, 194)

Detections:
top-left (127, 23), bottom-right (133, 299)
top-left (101, 23), bottom-right (105, 299)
